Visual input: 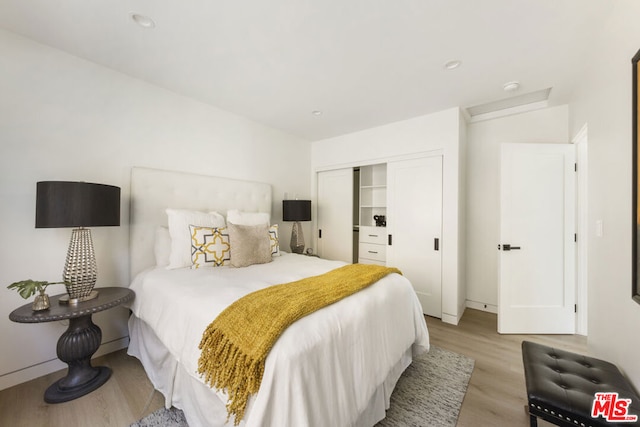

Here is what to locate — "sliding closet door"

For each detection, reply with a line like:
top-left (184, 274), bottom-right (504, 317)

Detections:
top-left (317, 168), bottom-right (353, 263)
top-left (387, 156), bottom-right (443, 317)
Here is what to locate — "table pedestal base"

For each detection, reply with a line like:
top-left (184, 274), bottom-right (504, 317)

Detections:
top-left (44, 366), bottom-right (111, 403)
top-left (44, 314), bottom-right (111, 403)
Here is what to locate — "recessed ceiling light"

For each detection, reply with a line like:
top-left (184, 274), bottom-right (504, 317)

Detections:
top-left (503, 81), bottom-right (521, 92)
top-left (312, 110), bottom-right (323, 116)
top-left (444, 60), bottom-right (461, 70)
top-left (131, 13), bottom-right (155, 29)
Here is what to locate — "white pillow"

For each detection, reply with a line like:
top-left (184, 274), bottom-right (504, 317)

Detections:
top-left (227, 209), bottom-right (270, 226)
top-left (166, 209), bottom-right (225, 269)
top-left (154, 226), bottom-right (171, 267)
top-left (268, 224), bottom-right (280, 257)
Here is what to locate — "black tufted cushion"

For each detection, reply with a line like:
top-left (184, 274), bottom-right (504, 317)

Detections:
top-left (522, 341), bottom-right (640, 427)
top-left (522, 341), bottom-right (640, 426)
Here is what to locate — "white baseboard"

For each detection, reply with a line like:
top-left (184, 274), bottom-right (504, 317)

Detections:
top-left (441, 313), bottom-right (459, 325)
top-left (441, 302), bottom-right (468, 326)
top-left (0, 336), bottom-right (129, 392)
top-left (466, 300), bottom-right (498, 314)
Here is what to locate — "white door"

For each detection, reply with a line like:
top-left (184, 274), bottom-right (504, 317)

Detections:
top-left (317, 168), bottom-right (353, 263)
top-left (387, 156), bottom-right (443, 317)
top-left (498, 143), bottom-right (575, 334)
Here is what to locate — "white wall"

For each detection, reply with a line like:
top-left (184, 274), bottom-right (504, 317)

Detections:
top-left (311, 107), bottom-right (466, 324)
top-left (569, 0), bottom-right (640, 386)
top-left (0, 29), bottom-right (311, 390)
top-left (465, 106), bottom-right (569, 311)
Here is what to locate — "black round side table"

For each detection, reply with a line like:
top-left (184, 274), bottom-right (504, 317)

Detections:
top-left (9, 287), bottom-right (134, 403)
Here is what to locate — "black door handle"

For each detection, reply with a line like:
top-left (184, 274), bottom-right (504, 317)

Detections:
top-left (502, 244), bottom-right (521, 251)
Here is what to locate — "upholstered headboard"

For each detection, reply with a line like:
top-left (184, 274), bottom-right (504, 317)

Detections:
top-left (129, 167), bottom-right (272, 279)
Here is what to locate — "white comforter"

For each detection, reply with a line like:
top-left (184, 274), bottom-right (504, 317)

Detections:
top-left (128, 253), bottom-right (429, 427)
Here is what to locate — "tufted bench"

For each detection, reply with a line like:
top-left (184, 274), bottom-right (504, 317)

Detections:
top-left (522, 341), bottom-right (640, 427)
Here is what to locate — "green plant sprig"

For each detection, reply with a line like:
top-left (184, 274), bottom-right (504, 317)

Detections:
top-left (7, 280), bottom-right (65, 299)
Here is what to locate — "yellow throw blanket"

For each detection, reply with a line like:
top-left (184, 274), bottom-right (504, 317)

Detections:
top-left (197, 263), bottom-right (401, 424)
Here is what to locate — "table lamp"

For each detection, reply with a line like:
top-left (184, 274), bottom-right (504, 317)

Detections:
top-left (282, 200), bottom-right (311, 254)
top-left (36, 181), bottom-right (120, 303)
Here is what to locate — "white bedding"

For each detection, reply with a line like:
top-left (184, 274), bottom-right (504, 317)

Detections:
top-left (128, 253), bottom-right (429, 427)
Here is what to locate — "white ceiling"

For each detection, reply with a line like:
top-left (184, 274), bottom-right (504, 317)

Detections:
top-left (0, 0), bottom-right (614, 141)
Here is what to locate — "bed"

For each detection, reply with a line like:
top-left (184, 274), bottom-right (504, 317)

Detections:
top-left (126, 167), bottom-right (430, 427)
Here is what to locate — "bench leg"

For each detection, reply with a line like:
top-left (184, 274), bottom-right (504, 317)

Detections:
top-left (525, 404), bottom-right (538, 427)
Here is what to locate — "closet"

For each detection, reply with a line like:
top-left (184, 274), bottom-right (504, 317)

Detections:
top-left (358, 164), bottom-right (387, 265)
top-left (316, 155), bottom-right (443, 318)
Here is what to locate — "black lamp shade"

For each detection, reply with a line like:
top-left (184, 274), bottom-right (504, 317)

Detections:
top-left (36, 181), bottom-right (121, 228)
top-left (282, 200), bottom-right (311, 222)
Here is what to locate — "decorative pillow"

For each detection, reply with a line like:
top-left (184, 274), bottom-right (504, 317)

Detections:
top-left (190, 225), bottom-right (231, 268)
top-left (154, 226), bottom-right (171, 267)
top-left (268, 224), bottom-right (280, 257)
top-left (166, 209), bottom-right (225, 269)
top-left (227, 209), bottom-right (270, 226)
top-left (227, 222), bottom-right (272, 268)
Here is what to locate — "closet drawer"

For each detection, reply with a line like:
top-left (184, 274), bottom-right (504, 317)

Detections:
top-left (359, 242), bottom-right (386, 262)
top-left (359, 226), bottom-right (386, 245)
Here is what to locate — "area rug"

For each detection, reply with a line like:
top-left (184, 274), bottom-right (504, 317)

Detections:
top-left (131, 345), bottom-right (474, 427)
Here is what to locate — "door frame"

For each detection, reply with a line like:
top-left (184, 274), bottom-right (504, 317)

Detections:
top-left (573, 124), bottom-right (588, 336)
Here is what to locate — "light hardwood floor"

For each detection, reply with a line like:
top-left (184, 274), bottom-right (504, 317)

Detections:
top-left (0, 308), bottom-right (587, 427)
top-left (427, 309), bottom-right (586, 427)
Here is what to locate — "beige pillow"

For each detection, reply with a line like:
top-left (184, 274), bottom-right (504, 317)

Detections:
top-left (228, 222), bottom-right (272, 268)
